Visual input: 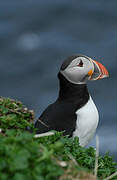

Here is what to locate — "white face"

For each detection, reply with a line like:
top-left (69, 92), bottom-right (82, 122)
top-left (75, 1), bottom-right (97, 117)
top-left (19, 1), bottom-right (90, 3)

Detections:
top-left (60, 56), bottom-right (94, 84)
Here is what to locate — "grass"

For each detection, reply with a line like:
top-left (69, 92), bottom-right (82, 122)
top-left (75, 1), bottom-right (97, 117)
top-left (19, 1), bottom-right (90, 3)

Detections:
top-left (0, 97), bottom-right (117, 180)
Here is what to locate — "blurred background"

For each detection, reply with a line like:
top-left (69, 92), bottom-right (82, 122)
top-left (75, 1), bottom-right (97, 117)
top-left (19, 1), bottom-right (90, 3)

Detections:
top-left (0, 0), bottom-right (117, 159)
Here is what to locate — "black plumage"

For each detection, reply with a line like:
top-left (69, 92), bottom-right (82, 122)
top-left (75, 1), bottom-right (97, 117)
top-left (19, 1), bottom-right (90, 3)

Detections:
top-left (35, 72), bottom-right (89, 136)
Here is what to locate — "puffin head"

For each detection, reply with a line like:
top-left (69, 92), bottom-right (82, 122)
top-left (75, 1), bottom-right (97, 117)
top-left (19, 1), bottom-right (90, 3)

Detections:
top-left (60, 54), bottom-right (109, 84)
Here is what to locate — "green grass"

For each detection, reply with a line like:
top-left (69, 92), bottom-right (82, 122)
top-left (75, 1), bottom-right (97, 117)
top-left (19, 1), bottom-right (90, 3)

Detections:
top-left (0, 97), bottom-right (117, 180)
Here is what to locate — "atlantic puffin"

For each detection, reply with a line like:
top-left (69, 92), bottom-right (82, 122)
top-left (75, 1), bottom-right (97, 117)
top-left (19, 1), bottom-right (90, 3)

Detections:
top-left (35, 54), bottom-right (109, 146)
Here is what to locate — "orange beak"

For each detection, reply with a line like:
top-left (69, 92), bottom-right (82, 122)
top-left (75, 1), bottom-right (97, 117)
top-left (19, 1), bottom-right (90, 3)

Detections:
top-left (90, 60), bottom-right (109, 80)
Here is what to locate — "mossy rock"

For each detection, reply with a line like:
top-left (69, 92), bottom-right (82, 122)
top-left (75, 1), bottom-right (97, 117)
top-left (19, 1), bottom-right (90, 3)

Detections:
top-left (0, 97), bottom-right (34, 133)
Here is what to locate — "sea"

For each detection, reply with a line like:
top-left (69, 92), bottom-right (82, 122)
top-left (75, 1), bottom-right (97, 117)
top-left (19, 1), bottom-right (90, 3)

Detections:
top-left (0, 0), bottom-right (117, 160)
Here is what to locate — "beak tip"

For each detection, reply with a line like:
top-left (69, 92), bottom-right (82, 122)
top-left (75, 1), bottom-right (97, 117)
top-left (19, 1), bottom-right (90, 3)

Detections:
top-left (92, 59), bottom-right (109, 80)
top-left (101, 74), bottom-right (109, 79)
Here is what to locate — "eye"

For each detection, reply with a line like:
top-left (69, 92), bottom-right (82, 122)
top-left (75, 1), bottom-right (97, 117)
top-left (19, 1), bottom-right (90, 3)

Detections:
top-left (78, 60), bottom-right (83, 67)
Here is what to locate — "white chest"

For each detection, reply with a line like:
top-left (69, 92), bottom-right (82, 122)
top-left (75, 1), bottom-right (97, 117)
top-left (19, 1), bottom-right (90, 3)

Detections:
top-left (73, 96), bottom-right (99, 147)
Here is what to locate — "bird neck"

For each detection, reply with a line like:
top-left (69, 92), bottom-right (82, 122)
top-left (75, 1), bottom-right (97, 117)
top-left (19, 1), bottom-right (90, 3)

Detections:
top-left (57, 72), bottom-right (89, 106)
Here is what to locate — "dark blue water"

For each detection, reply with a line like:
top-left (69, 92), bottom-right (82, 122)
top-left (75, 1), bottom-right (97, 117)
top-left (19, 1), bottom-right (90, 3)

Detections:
top-left (0, 0), bottom-right (117, 160)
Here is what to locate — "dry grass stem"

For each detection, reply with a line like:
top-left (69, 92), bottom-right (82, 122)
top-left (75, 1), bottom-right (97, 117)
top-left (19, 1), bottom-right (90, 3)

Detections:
top-left (34, 131), bottom-right (55, 138)
top-left (67, 153), bottom-right (78, 166)
top-left (94, 135), bottom-right (99, 177)
top-left (103, 171), bottom-right (117, 180)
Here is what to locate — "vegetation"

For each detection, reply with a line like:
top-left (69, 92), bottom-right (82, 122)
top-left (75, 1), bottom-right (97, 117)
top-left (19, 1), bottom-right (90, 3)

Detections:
top-left (0, 97), bottom-right (117, 180)
top-left (0, 97), bottom-right (34, 133)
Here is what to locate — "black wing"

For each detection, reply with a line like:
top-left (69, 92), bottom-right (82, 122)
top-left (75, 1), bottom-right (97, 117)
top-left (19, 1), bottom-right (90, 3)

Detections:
top-left (34, 100), bottom-right (77, 136)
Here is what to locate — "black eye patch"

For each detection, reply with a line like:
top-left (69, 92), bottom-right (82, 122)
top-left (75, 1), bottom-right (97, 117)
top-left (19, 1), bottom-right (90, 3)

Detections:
top-left (78, 60), bottom-right (83, 67)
